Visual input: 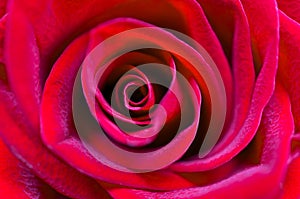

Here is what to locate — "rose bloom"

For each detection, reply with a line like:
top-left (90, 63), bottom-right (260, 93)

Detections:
top-left (0, 0), bottom-right (300, 198)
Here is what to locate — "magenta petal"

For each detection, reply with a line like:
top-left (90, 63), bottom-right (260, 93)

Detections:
top-left (4, 0), bottom-right (291, 196)
top-left (0, 90), bottom-right (111, 198)
top-left (282, 156), bottom-right (300, 199)
top-left (171, 0), bottom-right (279, 172)
top-left (107, 84), bottom-right (294, 199)
top-left (277, 0), bottom-right (300, 23)
top-left (41, 17), bottom-right (212, 189)
top-left (278, 13), bottom-right (300, 198)
top-left (4, 1), bottom-right (41, 130)
top-left (278, 11), bottom-right (300, 133)
top-left (0, 139), bottom-right (63, 199)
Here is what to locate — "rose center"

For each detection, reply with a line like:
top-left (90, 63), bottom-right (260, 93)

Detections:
top-left (127, 84), bottom-right (148, 104)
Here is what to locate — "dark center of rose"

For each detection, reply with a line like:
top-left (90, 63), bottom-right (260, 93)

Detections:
top-left (128, 85), bottom-right (148, 104)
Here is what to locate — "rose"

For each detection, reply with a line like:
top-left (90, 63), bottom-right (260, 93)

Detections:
top-left (0, 0), bottom-right (298, 198)
top-left (0, 0), bottom-right (299, 198)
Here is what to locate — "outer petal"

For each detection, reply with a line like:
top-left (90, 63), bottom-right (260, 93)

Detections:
top-left (278, 11), bottom-right (300, 199)
top-left (277, 0), bottom-right (300, 23)
top-left (0, 139), bottom-right (64, 199)
top-left (282, 156), bottom-right (300, 199)
top-left (0, 87), bottom-right (111, 198)
top-left (172, 0), bottom-right (279, 171)
top-left (5, 0), bottom-right (232, 130)
top-left (278, 11), bottom-right (300, 133)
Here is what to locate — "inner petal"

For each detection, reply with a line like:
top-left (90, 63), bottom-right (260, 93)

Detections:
top-left (111, 69), bottom-right (154, 116)
top-left (126, 83), bottom-right (148, 106)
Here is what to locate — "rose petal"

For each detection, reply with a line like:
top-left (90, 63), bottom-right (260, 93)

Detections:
top-left (277, 11), bottom-right (300, 199)
top-left (171, 0), bottom-right (279, 171)
top-left (5, 1), bottom-right (41, 130)
top-left (93, 51), bottom-right (176, 147)
top-left (0, 91), bottom-right (111, 198)
top-left (0, 2), bottom-right (111, 197)
top-left (105, 84), bottom-right (294, 199)
top-left (282, 156), bottom-right (300, 199)
top-left (40, 17), bottom-right (228, 189)
top-left (278, 11), bottom-right (300, 133)
top-left (8, 0), bottom-right (232, 114)
top-left (277, 0), bottom-right (300, 23)
top-left (197, 0), bottom-right (255, 146)
top-left (0, 139), bottom-right (68, 199)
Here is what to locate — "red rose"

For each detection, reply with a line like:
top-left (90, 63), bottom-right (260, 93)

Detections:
top-left (0, 0), bottom-right (299, 198)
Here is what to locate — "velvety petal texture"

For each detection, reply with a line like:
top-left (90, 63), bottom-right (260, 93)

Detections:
top-left (106, 84), bottom-right (294, 198)
top-left (277, 10), bottom-right (300, 199)
top-left (0, 0), bottom-right (299, 198)
top-left (0, 139), bottom-right (68, 199)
